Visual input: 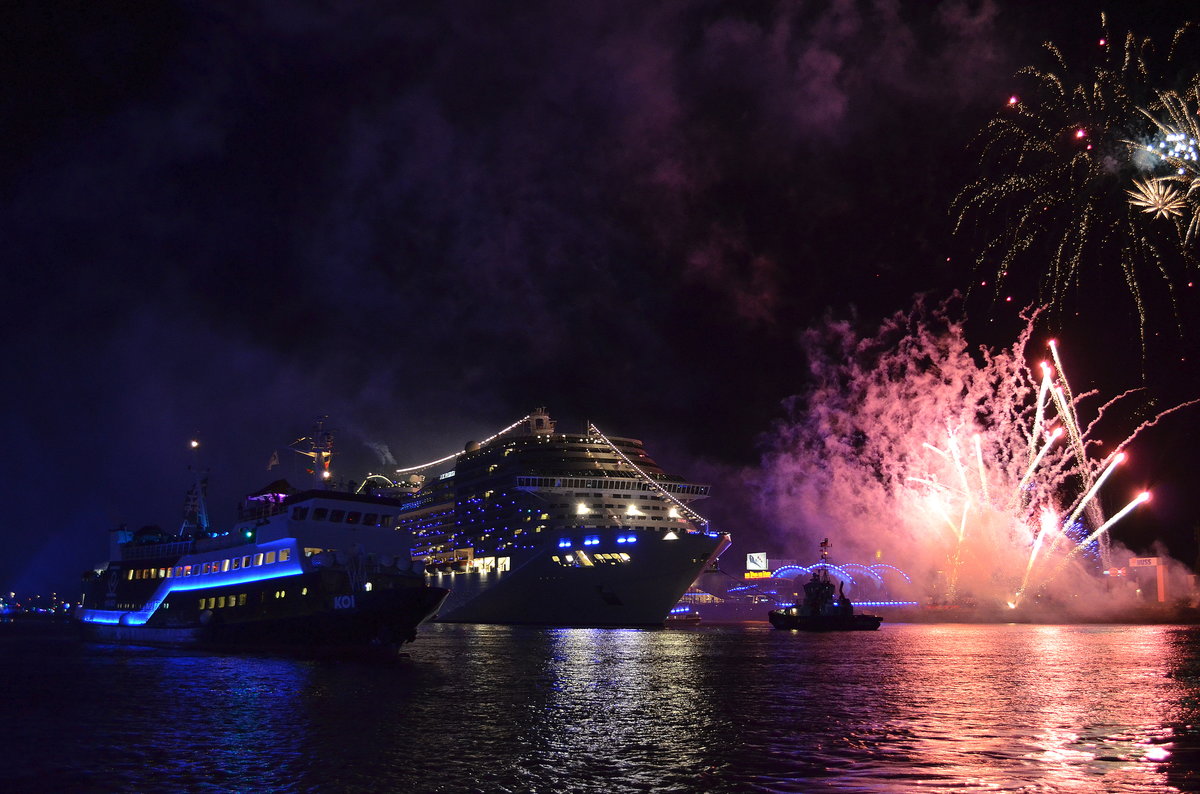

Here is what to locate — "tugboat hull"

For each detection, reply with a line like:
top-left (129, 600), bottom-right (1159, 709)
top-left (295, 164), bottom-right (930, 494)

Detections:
top-left (768, 609), bottom-right (882, 631)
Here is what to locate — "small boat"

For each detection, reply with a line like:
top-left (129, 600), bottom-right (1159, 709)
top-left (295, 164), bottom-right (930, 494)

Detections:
top-left (768, 539), bottom-right (882, 632)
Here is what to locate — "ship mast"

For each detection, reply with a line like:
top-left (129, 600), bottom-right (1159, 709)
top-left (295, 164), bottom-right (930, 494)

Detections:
top-left (290, 417), bottom-right (335, 488)
top-left (180, 438), bottom-right (210, 537)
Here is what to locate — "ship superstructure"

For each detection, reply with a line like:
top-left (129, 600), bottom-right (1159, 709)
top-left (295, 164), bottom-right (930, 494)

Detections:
top-left (388, 409), bottom-right (731, 625)
top-left (76, 425), bottom-right (448, 652)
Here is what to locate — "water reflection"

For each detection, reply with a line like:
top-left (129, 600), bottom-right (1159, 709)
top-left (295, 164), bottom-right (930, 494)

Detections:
top-left (7, 624), bottom-right (1200, 792)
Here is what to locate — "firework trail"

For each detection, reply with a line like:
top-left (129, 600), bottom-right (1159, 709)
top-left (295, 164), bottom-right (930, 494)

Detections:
top-left (760, 298), bottom-right (1198, 613)
top-left (952, 15), bottom-right (1200, 343)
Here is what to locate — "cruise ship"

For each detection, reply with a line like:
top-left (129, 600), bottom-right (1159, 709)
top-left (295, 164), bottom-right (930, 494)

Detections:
top-left (386, 409), bottom-right (731, 626)
top-left (75, 427), bottom-right (448, 653)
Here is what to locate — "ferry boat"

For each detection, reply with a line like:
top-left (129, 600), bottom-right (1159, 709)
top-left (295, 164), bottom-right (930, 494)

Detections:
top-left (75, 426), bottom-right (448, 653)
top-left (383, 409), bottom-right (731, 626)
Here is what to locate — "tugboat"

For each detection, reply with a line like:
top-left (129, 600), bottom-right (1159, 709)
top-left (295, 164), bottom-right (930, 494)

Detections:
top-left (74, 423), bottom-right (449, 654)
top-left (768, 539), bottom-right (882, 632)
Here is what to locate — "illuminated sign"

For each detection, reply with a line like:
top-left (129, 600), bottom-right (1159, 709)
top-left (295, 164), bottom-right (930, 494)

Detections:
top-left (1128, 557), bottom-right (1162, 568)
top-left (744, 571), bottom-right (772, 579)
top-left (746, 552), bottom-right (767, 571)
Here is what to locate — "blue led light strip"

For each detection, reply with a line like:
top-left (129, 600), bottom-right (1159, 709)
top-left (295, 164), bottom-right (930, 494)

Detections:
top-left (78, 541), bottom-right (303, 626)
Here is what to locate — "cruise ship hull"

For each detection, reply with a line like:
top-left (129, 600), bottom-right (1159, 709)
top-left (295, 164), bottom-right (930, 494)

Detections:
top-left (430, 530), bottom-right (729, 626)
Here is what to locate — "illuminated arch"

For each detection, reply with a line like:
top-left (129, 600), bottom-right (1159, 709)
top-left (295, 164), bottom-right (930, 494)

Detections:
top-left (868, 563), bottom-right (913, 584)
top-left (840, 563), bottom-right (885, 586)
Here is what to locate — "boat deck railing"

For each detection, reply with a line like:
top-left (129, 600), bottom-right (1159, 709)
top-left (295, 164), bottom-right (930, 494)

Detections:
top-left (120, 540), bottom-right (195, 561)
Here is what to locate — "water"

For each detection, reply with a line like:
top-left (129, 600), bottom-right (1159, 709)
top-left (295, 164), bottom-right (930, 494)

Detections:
top-left (3, 622), bottom-right (1200, 792)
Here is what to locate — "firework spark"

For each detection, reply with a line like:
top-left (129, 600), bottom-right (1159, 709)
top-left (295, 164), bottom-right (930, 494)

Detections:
top-left (761, 300), bottom-right (1198, 615)
top-left (952, 15), bottom-right (1200, 340)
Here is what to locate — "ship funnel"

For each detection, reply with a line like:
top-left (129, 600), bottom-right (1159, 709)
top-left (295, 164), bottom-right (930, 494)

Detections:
top-left (528, 408), bottom-right (555, 435)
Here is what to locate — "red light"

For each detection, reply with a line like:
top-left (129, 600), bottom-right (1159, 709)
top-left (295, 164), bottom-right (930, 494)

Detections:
top-left (1075, 129), bottom-right (1086, 139)
top-left (1008, 95), bottom-right (1018, 105)
top-left (1099, 38), bottom-right (1107, 46)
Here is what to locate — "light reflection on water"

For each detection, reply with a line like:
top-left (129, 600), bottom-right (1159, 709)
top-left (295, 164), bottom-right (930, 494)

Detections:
top-left (3, 623), bottom-right (1200, 792)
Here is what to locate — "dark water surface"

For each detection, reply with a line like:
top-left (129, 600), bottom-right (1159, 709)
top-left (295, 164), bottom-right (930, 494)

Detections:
top-left (3, 622), bottom-right (1200, 792)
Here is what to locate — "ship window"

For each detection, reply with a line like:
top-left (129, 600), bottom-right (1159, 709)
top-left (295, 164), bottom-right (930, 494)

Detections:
top-left (279, 548), bottom-right (290, 562)
top-left (345, 512), bottom-right (361, 525)
top-left (265, 551), bottom-right (276, 564)
top-left (183, 565), bottom-right (192, 576)
top-left (174, 567), bottom-right (183, 577)
top-left (242, 556), bottom-right (251, 568)
top-left (238, 593), bottom-right (247, 606)
top-left (201, 563), bottom-right (209, 575)
top-left (312, 508), bottom-right (328, 521)
top-left (253, 553), bottom-right (264, 566)
top-left (232, 557), bottom-right (240, 570)
top-left (127, 570), bottom-right (134, 581)
top-left (362, 513), bottom-right (378, 527)
top-left (329, 510), bottom-right (346, 523)
top-left (217, 596), bottom-right (226, 608)
top-left (206, 597), bottom-right (215, 609)
top-left (292, 506), bottom-right (309, 520)
top-left (198, 599), bottom-right (205, 609)
top-left (222, 559), bottom-right (231, 572)
top-left (364, 582), bottom-right (373, 592)
top-left (381, 515), bottom-right (395, 528)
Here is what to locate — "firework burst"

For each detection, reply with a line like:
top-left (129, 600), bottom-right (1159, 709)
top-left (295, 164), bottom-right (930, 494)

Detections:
top-left (952, 16), bottom-right (1199, 340)
top-left (1131, 85), bottom-right (1200, 243)
top-left (761, 299), bottom-right (1198, 614)
top-left (1127, 178), bottom-right (1187, 219)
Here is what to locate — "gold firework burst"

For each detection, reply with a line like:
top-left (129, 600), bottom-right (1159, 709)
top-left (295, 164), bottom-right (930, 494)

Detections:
top-left (1127, 178), bottom-right (1187, 219)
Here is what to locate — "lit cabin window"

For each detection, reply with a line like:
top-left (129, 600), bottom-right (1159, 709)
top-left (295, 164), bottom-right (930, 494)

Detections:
top-left (278, 548), bottom-right (291, 562)
top-left (174, 566), bottom-right (183, 577)
top-left (576, 502), bottom-right (589, 516)
top-left (126, 570), bottom-right (134, 581)
top-left (364, 582), bottom-right (373, 592)
top-left (217, 596), bottom-right (226, 608)
top-left (253, 553), bottom-right (264, 566)
top-left (242, 556), bottom-right (251, 568)
top-left (183, 565), bottom-right (193, 576)
top-left (198, 599), bottom-right (205, 609)
top-left (232, 557), bottom-right (241, 570)
top-left (265, 551), bottom-right (276, 564)
top-left (201, 563), bottom-right (210, 575)
top-left (238, 593), bottom-right (247, 606)
top-left (206, 597), bottom-right (215, 609)
top-left (222, 559), bottom-right (231, 572)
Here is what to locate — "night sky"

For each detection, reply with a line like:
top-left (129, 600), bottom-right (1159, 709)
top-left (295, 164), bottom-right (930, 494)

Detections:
top-left (5, 1), bottom-right (1198, 597)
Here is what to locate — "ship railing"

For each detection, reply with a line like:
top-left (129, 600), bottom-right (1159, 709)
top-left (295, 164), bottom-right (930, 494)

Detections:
top-left (307, 550), bottom-right (423, 576)
top-left (120, 540), bottom-right (195, 561)
top-left (193, 533), bottom-right (252, 553)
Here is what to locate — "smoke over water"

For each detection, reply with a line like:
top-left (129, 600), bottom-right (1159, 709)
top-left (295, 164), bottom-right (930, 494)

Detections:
top-left (758, 298), bottom-right (1198, 618)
